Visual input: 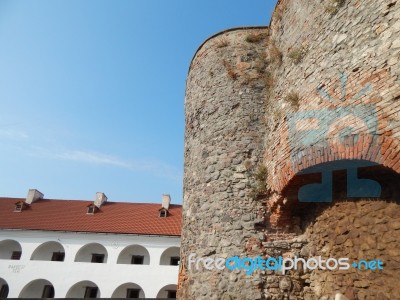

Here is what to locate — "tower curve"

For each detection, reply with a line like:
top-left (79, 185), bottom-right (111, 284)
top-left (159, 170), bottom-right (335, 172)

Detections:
top-left (180, 0), bottom-right (400, 298)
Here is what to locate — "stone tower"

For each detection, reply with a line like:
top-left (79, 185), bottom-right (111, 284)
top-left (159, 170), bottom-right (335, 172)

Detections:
top-left (180, 0), bottom-right (400, 299)
top-left (180, 27), bottom-right (269, 299)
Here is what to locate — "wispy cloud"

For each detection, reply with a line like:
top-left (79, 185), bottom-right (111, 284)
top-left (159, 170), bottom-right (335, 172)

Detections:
top-left (30, 147), bottom-right (182, 182)
top-left (0, 128), bottom-right (28, 140)
top-left (57, 150), bottom-right (132, 168)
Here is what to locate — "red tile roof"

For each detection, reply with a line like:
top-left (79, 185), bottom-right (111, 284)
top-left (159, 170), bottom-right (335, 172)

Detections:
top-left (0, 197), bottom-right (181, 236)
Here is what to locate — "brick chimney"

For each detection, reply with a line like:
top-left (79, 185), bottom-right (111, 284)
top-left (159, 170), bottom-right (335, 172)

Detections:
top-left (94, 192), bottom-right (107, 208)
top-left (26, 189), bottom-right (44, 205)
top-left (162, 194), bottom-right (171, 210)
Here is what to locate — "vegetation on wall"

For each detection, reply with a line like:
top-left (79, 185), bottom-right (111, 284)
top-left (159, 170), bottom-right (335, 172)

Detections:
top-left (325, 0), bottom-right (346, 15)
top-left (253, 52), bottom-right (268, 74)
top-left (222, 60), bottom-right (237, 80)
top-left (218, 31), bottom-right (277, 95)
top-left (285, 91), bottom-right (300, 109)
top-left (269, 43), bottom-right (283, 66)
top-left (249, 165), bottom-right (270, 200)
top-left (245, 32), bottom-right (269, 43)
top-left (288, 46), bottom-right (307, 64)
top-left (214, 36), bottom-right (229, 48)
top-left (264, 71), bottom-right (275, 92)
top-left (272, 1), bottom-right (288, 26)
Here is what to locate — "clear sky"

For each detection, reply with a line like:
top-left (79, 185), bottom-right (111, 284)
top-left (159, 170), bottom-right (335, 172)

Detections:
top-left (0, 0), bottom-right (277, 204)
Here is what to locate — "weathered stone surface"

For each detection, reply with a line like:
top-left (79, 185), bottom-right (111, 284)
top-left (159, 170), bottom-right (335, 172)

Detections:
top-left (179, 0), bottom-right (400, 299)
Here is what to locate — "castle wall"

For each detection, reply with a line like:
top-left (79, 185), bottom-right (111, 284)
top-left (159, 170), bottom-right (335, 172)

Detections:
top-left (266, 0), bottom-right (400, 216)
top-left (180, 0), bottom-right (400, 299)
top-left (180, 28), bottom-right (269, 299)
top-left (267, 1), bottom-right (400, 299)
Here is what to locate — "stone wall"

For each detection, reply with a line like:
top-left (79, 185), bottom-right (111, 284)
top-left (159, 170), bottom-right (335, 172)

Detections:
top-left (266, 0), bottom-right (400, 226)
top-left (179, 28), bottom-right (269, 299)
top-left (304, 200), bottom-right (400, 299)
top-left (180, 0), bottom-right (400, 299)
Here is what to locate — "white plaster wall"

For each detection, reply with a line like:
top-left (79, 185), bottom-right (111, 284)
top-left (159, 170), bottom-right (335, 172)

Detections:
top-left (156, 284), bottom-right (177, 298)
top-left (112, 283), bottom-right (145, 298)
top-left (75, 243), bottom-right (108, 263)
top-left (0, 230), bottom-right (180, 298)
top-left (66, 280), bottom-right (99, 298)
top-left (31, 241), bottom-right (64, 261)
top-left (19, 279), bottom-right (52, 298)
top-left (159, 247), bottom-right (180, 265)
top-left (117, 245), bottom-right (150, 265)
top-left (0, 240), bottom-right (21, 260)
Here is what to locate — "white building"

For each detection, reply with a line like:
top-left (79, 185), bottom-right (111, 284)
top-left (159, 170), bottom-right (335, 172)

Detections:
top-left (0, 190), bottom-right (181, 299)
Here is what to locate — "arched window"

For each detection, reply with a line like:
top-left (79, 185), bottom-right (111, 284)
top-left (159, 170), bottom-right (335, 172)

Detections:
top-left (30, 241), bottom-right (65, 261)
top-left (0, 240), bottom-right (22, 260)
top-left (19, 279), bottom-right (54, 298)
top-left (111, 283), bottom-right (145, 299)
top-left (156, 284), bottom-right (177, 299)
top-left (0, 278), bottom-right (9, 299)
top-left (159, 247), bottom-right (180, 266)
top-left (117, 245), bottom-right (150, 265)
top-left (66, 281), bottom-right (100, 298)
top-left (74, 243), bottom-right (108, 263)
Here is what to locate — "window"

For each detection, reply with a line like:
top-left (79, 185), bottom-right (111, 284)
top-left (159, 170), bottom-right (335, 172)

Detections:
top-left (170, 256), bottom-right (180, 266)
top-left (126, 289), bottom-right (140, 298)
top-left (159, 209), bottom-right (167, 217)
top-left (42, 285), bottom-right (54, 298)
top-left (84, 287), bottom-right (98, 299)
top-left (14, 203), bottom-right (23, 212)
top-left (51, 252), bottom-right (65, 262)
top-left (167, 290), bottom-right (177, 299)
top-left (87, 206), bottom-right (95, 214)
top-left (91, 253), bottom-right (105, 263)
top-left (11, 251), bottom-right (22, 260)
top-left (0, 284), bottom-right (9, 299)
top-left (131, 255), bottom-right (144, 265)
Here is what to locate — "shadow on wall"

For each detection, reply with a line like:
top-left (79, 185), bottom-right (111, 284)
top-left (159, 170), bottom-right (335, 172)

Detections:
top-left (278, 159), bottom-right (400, 231)
top-left (271, 160), bottom-right (400, 299)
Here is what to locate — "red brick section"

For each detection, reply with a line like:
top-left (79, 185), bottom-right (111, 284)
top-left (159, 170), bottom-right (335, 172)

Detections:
top-left (266, 135), bottom-right (400, 228)
top-left (271, 133), bottom-right (400, 194)
top-left (0, 198), bottom-right (181, 236)
top-left (267, 70), bottom-right (400, 193)
top-left (263, 69), bottom-right (400, 228)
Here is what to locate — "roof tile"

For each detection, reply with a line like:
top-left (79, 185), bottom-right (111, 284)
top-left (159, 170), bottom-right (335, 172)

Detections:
top-left (0, 197), bottom-right (181, 236)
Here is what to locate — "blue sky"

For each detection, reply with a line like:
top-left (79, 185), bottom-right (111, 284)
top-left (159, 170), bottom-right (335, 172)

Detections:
top-left (0, 0), bottom-right (277, 204)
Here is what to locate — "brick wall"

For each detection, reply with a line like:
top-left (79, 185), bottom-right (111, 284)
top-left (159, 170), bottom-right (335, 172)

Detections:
top-left (180, 0), bottom-right (400, 299)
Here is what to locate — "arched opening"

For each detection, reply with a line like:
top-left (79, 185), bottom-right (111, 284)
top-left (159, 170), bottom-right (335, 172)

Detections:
top-left (266, 160), bottom-right (400, 228)
top-left (111, 283), bottom-right (145, 298)
top-left (66, 281), bottom-right (100, 298)
top-left (74, 243), bottom-right (108, 263)
top-left (0, 278), bottom-right (9, 299)
top-left (156, 284), bottom-right (177, 299)
top-left (280, 160), bottom-right (400, 229)
top-left (117, 245), bottom-right (150, 265)
top-left (271, 133), bottom-right (400, 195)
top-left (19, 279), bottom-right (54, 298)
top-left (0, 240), bottom-right (22, 260)
top-left (268, 160), bottom-right (400, 298)
top-left (159, 247), bottom-right (180, 266)
top-left (30, 241), bottom-right (65, 262)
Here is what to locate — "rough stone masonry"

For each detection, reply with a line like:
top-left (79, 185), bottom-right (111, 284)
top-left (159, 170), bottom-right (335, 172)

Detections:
top-left (179, 0), bottom-right (400, 299)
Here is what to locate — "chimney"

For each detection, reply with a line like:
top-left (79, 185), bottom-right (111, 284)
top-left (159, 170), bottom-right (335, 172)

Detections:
top-left (94, 192), bottom-right (107, 208)
top-left (26, 189), bottom-right (44, 205)
top-left (162, 194), bottom-right (171, 210)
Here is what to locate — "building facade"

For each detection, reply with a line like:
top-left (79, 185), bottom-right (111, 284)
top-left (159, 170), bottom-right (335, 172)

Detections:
top-left (0, 190), bottom-right (181, 298)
